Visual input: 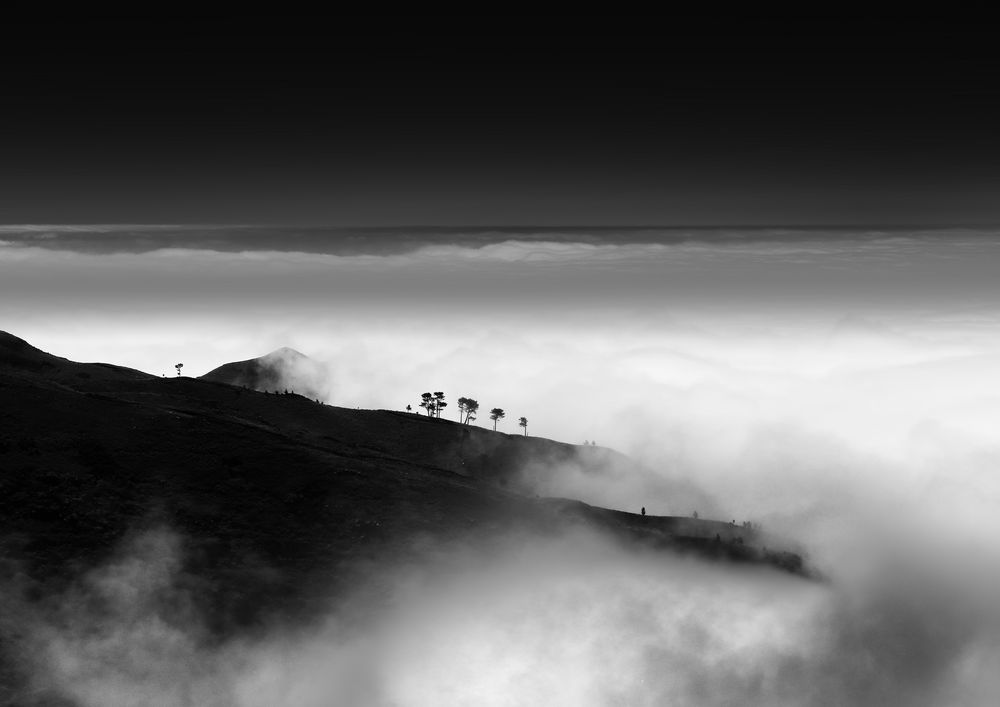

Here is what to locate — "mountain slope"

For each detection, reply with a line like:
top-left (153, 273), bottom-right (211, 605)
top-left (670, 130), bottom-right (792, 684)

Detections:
top-left (0, 332), bottom-right (805, 637)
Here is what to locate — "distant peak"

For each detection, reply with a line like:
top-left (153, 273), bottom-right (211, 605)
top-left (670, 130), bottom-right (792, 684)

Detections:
top-left (264, 347), bottom-right (309, 360)
top-left (201, 344), bottom-right (330, 400)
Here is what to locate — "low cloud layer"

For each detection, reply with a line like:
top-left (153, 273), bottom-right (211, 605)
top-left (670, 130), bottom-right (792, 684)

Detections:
top-left (5, 224), bottom-right (998, 257)
top-left (4, 523), bottom-right (998, 706)
top-left (3, 228), bottom-right (1000, 701)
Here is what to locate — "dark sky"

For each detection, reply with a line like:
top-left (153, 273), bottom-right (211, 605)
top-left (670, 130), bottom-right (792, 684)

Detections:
top-left (3, 14), bottom-right (999, 226)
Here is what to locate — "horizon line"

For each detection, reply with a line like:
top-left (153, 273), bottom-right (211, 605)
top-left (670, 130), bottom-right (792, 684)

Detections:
top-left (3, 222), bottom-right (1000, 231)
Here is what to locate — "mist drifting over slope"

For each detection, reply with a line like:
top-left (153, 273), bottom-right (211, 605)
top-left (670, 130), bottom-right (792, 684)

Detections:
top-left (3, 226), bottom-right (1000, 702)
top-left (5, 524), bottom-right (998, 706)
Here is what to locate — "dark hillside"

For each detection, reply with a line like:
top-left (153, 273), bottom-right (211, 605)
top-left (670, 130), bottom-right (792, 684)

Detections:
top-left (0, 331), bottom-right (805, 641)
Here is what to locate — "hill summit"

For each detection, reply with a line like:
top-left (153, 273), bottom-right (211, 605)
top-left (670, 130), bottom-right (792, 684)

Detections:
top-left (201, 345), bottom-right (332, 400)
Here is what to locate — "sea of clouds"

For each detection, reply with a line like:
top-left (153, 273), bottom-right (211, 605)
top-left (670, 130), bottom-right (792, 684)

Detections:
top-left (3, 228), bottom-right (1000, 703)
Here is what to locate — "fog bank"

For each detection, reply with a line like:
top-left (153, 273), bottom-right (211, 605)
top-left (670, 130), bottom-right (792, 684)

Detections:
top-left (4, 523), bottom-right (998, 706)
top-left (3, 229), bottom-right (999, 701)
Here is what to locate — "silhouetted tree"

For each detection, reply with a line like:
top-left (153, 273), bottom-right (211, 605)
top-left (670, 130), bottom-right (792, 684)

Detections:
top-left (406, 404), bottom-right (412, 413)
top-left (419, 392), bottom-right (448, 418)
top-left (175, 363), bottom-right (183, 376)
top-left (489, 407), bottom-right (505, 431)
top-left (518, 416), bottom-right (528, 435)
top-left (458, 397), bottom-right (480, 424)
top-left (433, 392), bottom-right (446, 419)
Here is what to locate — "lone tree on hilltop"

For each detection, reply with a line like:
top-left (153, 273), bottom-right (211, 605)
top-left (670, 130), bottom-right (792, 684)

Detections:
top-left (175, 363), bottom-right (183, 376)
top-left (458, 397), bottom-right (480, 424)
top-left (518, 416), bottom-right (528, 435)
top-left (489, 407), bottom-right (505, 431)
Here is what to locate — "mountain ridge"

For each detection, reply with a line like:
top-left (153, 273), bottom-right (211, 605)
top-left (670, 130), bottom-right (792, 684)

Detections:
top-left (0, 331), bottom-right (807, 639)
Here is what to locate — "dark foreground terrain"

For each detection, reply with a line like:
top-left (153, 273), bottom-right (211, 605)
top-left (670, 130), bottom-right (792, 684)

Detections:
top-left (0, 331), bottom-right (804, 697)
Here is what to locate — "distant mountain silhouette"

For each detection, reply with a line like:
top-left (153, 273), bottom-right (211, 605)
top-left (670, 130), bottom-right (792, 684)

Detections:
top-left (201, 346), bottom-right (332, 399)
top-left (0, 330), bottom-right (805, 694)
